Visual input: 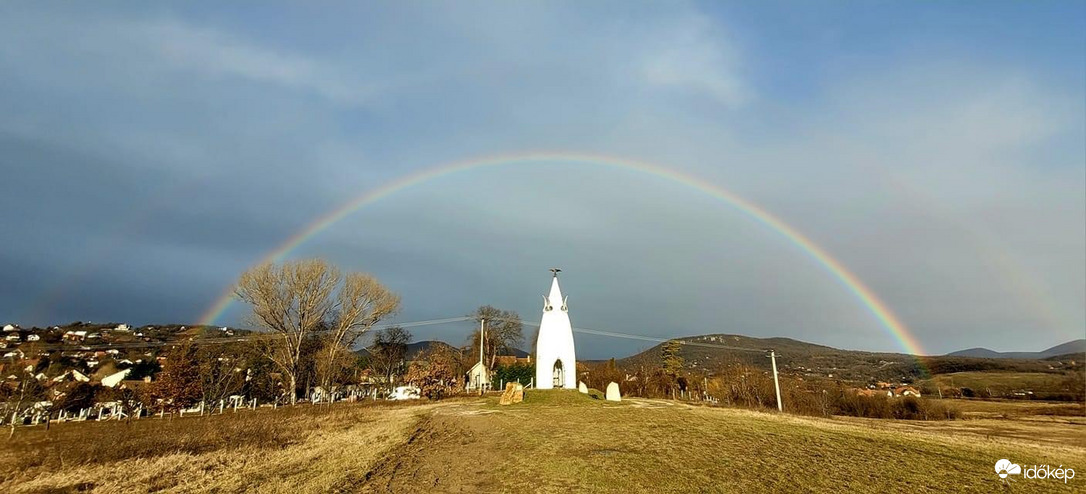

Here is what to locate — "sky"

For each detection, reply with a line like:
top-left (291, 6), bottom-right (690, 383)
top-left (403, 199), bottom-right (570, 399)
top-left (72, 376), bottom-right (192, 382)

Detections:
top-left (1, 1), bottom-right (1083, 359)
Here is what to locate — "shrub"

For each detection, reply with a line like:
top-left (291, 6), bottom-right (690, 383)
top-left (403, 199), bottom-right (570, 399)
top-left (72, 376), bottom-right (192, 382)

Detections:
top-left (492, 363), bottom-right (533, 387)
top-left (823, 392), bottom-right (959, 420)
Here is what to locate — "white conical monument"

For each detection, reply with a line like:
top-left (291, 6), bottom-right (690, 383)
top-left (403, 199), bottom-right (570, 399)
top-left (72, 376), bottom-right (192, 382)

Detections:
top-left (535, 268), bottom-right (577, 390)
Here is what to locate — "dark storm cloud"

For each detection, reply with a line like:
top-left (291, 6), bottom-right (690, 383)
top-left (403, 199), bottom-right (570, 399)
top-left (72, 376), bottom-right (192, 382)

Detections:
top-left (1, 2), bottom-right (1083, 357)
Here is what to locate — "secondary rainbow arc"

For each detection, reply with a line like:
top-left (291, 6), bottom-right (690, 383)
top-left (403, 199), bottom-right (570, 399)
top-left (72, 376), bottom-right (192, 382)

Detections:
top-left (197, 152), bottom-right (926, 356)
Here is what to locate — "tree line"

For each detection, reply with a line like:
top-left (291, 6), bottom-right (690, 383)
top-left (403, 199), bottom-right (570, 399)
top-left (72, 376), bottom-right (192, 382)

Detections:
top-left (139, 260), bottom-right (529, 409)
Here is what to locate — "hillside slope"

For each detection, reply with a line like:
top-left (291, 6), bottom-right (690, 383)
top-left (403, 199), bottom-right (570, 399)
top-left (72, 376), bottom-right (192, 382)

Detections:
top-left (619, 334), bottom-right (1076, 381)
top-left (618, 333), bottom-right (924, 381)
top-left (7, 396), bottom-right (1083, 493)
top-left (361, 393), bottom-right (1085, 493)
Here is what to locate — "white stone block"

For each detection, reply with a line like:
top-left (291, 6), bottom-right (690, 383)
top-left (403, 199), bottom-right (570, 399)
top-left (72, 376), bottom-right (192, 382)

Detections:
top-left (606, 382), bottom-right (621, 402)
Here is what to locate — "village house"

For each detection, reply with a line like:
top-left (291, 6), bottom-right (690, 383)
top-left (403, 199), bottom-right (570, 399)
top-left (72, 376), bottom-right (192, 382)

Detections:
top-left (893, 386), bottom-right (921, 397)
top-left (52, 369), bottom-right (91, 383)
top-left (101, 368), bottom-right (132, 388)
top-left (63, 330), bottom-right (87, 342)
top-left (466, 362), bottom-right (491, 391)
top-left (3, 349), bottom-right (25, 360)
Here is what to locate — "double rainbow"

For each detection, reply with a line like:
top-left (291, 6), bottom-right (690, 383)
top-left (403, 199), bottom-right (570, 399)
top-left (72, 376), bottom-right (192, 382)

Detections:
top-left (198, 152), bottom-right (925, 356)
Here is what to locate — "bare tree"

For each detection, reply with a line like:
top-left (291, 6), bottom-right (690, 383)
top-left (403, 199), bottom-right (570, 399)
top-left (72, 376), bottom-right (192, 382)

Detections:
top-left (368, 326), bottom-right (412, 385)
top-left (234, 259), bottom-right (399, 404)
top-left (315, 272), bottom-right (401, 395)
top-left (468, 306), bottom-right (523, 369)
top-left (236, 259), bottom-right (338, 404)
top-left (7, 368), bottom-right (34, 439)
top-left (197, 343), bottom-right (249, 407)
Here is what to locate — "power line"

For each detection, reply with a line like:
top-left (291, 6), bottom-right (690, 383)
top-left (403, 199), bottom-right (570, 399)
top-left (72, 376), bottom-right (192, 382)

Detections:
top-left (20, 314), bottom-right (774, 356)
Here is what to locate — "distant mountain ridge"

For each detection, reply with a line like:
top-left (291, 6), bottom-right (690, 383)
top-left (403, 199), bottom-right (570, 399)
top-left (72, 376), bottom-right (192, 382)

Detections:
top-left (617, 333), bottom-right (921, 381)
top-left (406, 340), bottom-right (456, 359)
top-left (946, 339), bottom-right (1085, 360)
top-left (381, 335), bottom-right (1083, 380)
top-left (617, 333), bottom-right (1083, 381)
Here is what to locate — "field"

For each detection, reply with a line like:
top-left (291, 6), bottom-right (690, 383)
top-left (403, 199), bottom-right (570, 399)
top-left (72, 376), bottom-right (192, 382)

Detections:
top-left (922, 371), bottom-right (1081, 400)
top-left (4, 392), bottom-right (1084, 493)
top-left (943, 397), bottom-right (1085, 419)
top-left (2, 401), bottom-right (436, 493)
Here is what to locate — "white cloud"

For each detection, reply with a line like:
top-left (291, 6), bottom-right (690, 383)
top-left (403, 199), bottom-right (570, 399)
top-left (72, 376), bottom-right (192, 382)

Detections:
top-left (641, 14), bottom-right (747, 107)
top-left (0, 12), bottom-right (374, 107)
top-left (0, 3), bottom-right (1081, 355)
top-left (142, 21), bottom-right (375, 106)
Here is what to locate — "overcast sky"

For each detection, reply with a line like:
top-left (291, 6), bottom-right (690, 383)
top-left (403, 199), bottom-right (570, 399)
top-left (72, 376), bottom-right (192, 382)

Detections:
top-left (1, 2), bottom-right (1083, 358)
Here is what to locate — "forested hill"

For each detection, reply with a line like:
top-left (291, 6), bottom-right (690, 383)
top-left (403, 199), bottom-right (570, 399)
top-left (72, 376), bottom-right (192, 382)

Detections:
top-left (617, 334), bottom-right (1080, 382)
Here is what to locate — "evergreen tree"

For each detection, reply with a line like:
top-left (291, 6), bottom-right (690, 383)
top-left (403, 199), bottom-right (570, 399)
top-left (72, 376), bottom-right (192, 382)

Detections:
top-left (661, 340), bottom-right (684, 377)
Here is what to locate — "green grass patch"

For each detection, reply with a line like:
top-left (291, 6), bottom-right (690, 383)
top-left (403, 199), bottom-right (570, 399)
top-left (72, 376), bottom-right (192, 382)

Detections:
top-left (482, 388), bottom-right (613, 409)
top-left (477, 401), bottom-right (1085, 493)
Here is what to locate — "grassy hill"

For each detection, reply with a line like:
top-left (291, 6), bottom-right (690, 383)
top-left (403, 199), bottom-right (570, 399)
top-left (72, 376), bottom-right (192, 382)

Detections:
top-left (7, 393), bottom-right (1081, 493)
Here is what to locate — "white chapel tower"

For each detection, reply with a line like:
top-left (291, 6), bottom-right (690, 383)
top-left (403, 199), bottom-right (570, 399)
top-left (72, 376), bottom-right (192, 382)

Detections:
top-left (535, 268), bottom-right (577, 389)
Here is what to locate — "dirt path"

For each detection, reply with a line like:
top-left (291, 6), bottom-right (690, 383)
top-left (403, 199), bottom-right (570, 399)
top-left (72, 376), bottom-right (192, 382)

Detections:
top-left (360, 405), bottom-right (509, 493)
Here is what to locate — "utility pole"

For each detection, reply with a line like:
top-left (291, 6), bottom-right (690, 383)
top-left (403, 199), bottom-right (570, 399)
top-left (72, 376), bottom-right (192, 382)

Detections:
top-left (768, 350), bottom-right (783, 412)
top-left (478, 318), bottom-right (486, 396)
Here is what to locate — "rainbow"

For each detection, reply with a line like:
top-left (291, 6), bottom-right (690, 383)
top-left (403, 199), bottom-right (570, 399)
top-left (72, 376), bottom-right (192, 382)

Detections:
top-left (198, 152), bottom-right (927, 356)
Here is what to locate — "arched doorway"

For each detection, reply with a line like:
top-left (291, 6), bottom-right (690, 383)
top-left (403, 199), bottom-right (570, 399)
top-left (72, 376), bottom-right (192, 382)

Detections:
top-left (552, 360), bottom-right (564, 388)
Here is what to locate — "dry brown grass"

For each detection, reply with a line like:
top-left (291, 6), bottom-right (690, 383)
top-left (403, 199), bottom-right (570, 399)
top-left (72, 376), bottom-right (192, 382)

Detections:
top-left (5, 392), bottom-right (1084, 493)
top-left (924, 371), bottom-right (1084, 401)
top-left (363, 391), bottom-right (1086, 493)
top-left (938, 398), bottom-right (1086, 418)
top-left (2, 401), bottom-right (434, 493)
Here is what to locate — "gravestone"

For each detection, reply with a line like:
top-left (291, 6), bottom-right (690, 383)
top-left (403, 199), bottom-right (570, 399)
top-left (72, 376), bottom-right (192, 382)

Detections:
top-left (500, 382), bottom-right (525, 405)
top-left (606, 382), bottom-right (621, 402)
top-left (578, 382), bottom-right (588, 394)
